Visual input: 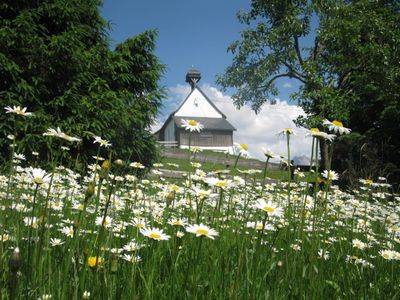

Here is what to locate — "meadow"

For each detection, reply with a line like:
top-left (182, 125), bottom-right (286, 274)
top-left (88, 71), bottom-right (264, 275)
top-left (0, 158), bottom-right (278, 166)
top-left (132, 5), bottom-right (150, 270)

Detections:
top-left (1, 108), bottom-right (399, 299)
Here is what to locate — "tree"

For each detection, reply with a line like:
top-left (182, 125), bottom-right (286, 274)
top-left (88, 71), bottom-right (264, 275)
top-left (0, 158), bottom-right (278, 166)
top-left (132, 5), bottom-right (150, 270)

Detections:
top-left (0, 0), bottom-right (165, 169)
top-left (217, 0), bottom-right (400, 184)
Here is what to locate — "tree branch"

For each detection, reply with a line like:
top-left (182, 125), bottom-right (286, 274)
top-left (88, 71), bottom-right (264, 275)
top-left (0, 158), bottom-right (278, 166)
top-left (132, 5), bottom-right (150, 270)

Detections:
top-left (294, 35), bottom-right (304, 65)
top-left (312, 36), bottom-right (323, 61)
top-left (281, 60), bottom-right (307, 83)
top-left (256, 73), bottom-right (295, 89)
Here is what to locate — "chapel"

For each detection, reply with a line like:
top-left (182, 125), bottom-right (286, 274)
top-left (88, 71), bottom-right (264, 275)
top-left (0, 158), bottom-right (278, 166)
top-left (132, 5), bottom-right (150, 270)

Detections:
top-left (155, 67), bottom-right (236, 152)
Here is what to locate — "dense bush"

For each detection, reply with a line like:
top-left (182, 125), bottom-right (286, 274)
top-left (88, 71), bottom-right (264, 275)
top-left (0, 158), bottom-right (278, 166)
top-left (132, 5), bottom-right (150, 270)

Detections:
top-left (0, 0), bottom-right (165, 170)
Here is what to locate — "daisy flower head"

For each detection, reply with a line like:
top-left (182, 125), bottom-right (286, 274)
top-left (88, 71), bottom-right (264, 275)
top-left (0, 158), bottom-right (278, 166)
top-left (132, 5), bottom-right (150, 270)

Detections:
top-left (318, 249), bottom-right (330, 260)
top-left (181, 119), bottom-right (204, 132)
top-left (278, 128), bottom-right (296, 136)
top-left (323, 119), bottom-right (351, 135)
top-left (26, 167), bottom-right (51, 185)
top-left (352, 239), bottom-right (367, 250)
top-left (262, 147), bottom-right (276, 159)
top-left (306, 128), bottom-right (336, 142)
top-left (168, 218), bottom-right (187, 227)
top-left (192, 186), bottom-right (212, 198)
top-left (14, 153), bottom-right (26, 161)
top-left (191, 146), bottom-right (203, 153)
top-left (43, 127), bottom-right (81, 143)
top-left (93, 136), bottom-right (112, 148)
top-left (186, 223), bottom-right (219, 239)
top-left (140, 227), bottom-right (170, 241)
top-left (122, 254), bottom-right (142, 264)
top-left (130, 162), bottom-right (145, 169)
top-left (255, 199), bottom-right (284, 217)
top-left (123, 240), bottom-right (141, 252)
top-left (322, 170), bottom-right (339, 181)
top-left (380, 249), bottom-right (400, 260)
top-left (95, 216), bottom-right (113, 228)
top-left (60, 225), bottom-right (74, 238)
top-left (4, 105), bottom-right (33, 116)
top-left (131, 218), bottom-right (148, 229)
top-left (50, 238), bottom-right (65, 247)
top-left (204, 177), bottom-right (232, 190)
top-left (234, 143), bottom-right (249, 157)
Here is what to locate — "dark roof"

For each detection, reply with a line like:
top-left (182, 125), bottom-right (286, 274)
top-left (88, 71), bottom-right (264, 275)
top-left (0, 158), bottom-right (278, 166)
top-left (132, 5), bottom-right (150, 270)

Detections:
top-left (174, 116), bottom-right (236, 131)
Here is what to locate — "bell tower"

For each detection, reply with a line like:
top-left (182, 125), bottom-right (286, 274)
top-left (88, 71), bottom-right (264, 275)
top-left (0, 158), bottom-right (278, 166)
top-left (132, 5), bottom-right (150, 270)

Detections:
top-left (185, 66), bottom-right (201, 90)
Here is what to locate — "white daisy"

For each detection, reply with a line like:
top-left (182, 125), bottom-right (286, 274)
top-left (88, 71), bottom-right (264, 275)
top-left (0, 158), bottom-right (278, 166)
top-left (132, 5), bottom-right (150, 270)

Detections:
top-left (323, 119), bottom-right (351, 135)
top-left (43, 127), bottom-right (81, 142)
top-left (140, 227), bottom-right (170, 241)
top-left (181, 119), bottom-right (204, 132)
top-left (4, 105), bottom-right (33, 116)
top-left (186, 223), bottom-right (218, 239)
top-left (93, 136), bottom-right (112, 148)
top-left (50, 238), bottom-right (65, 247)
top-left (254, 199), bottom-right (284, 217)
top-left (26, 167), bottom-right (51, 185)
top-left (322, 170), bottom-right (339, 181)
top-left (234, 143), bottom-right (249, 157)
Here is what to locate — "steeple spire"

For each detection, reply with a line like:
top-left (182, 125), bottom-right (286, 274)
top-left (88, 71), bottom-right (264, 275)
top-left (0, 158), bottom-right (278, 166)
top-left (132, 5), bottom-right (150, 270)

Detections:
top-left (185, 66), bottom-right (201, 90)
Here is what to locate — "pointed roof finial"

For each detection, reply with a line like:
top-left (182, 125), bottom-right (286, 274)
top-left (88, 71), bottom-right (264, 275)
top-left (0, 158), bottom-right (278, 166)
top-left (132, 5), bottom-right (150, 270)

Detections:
top-left (185, 66), bottom-right (201, 90)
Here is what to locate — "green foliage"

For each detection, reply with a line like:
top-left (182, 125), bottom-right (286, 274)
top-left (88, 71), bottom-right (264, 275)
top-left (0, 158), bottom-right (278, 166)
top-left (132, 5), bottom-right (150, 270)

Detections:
top-left (218, 0), bottom-right (400, 185)
top-left (0, 0), bottom-right (165, 169)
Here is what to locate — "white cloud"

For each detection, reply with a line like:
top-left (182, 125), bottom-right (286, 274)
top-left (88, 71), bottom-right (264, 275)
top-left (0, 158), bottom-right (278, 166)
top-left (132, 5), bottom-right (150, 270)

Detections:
top-left (283, 82), bottom-right (292, 88)
top-left (160, 83), bottom-right (312, 161)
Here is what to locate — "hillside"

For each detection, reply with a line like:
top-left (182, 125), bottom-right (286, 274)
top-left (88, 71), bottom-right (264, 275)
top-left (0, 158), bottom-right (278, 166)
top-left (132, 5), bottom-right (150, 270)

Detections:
top-left (157, 147), bottom-right (293, 180)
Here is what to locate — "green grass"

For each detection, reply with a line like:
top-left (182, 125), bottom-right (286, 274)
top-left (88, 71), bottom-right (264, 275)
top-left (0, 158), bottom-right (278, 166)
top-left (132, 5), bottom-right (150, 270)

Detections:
top-left (1, 135), bottom-right (399, 299)
top-left (159, 151), bottom-right (315, 182)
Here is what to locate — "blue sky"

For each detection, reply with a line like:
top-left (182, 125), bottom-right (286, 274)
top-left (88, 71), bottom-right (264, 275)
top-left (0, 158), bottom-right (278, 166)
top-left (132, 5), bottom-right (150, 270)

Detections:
top-left (101, 0), bottom-right (299, 99)
top-left (101, 0), bottom-right (311, 160)
top-left (101, 0), bottom-right (250, 86)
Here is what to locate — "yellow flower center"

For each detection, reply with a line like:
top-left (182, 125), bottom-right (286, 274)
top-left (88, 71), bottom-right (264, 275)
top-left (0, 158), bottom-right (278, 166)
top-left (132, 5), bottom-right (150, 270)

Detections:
top-left (310, 128), bottom-right (320, 132)
top-left (332, 120), bottom-right (343, 127)
top-left (366, 179), bottom-right (373, 184)
top-left (34, 177), bottom-right (43, 184)
top-left (149, 233), bottom-right (161, 239)
top-left (263, 206), bottom-right (275, 213)
top-left (216, 182), bottom-right (228, 188)
top-left (196, 229), bottom-right (209, 235)
top-left (188, 120), bottom-right (198, 126)
top-left (382, 253), bottom-right (390, 259)
top-left (172, 221), bottom-right (182, 225)
top-left (16, 108), bottom-right (24, 114)
top-left (240, 143), bottom-right (248, 151)
top-left (284, 128), bottom-right (293, 134)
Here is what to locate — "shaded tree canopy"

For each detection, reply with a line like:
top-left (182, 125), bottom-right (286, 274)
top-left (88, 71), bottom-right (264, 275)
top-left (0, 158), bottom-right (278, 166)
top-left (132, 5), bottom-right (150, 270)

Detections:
top-left (218, 0), bottom-right (400, 184)
top-left (0, 0), bottom-right (165, 169)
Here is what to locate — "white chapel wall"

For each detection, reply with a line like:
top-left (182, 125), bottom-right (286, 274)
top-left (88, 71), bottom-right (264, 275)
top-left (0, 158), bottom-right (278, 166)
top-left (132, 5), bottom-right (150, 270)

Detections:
top-left (174, 88), bottom-right (223, 118)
